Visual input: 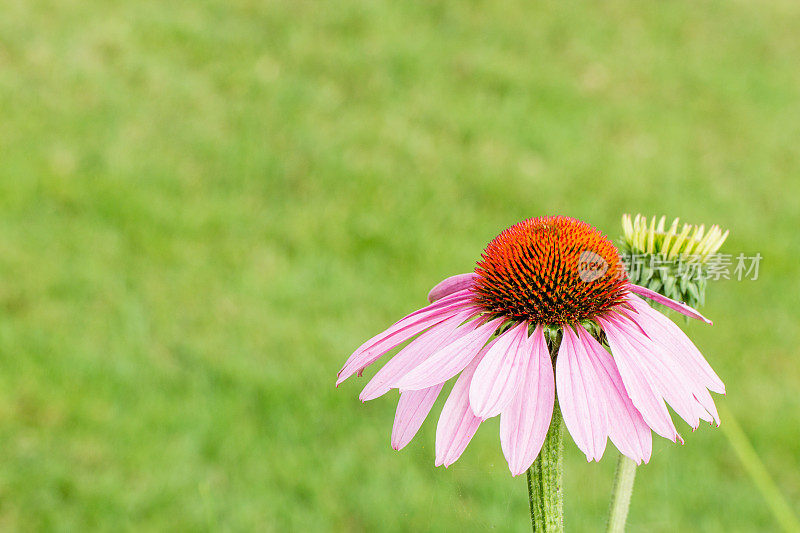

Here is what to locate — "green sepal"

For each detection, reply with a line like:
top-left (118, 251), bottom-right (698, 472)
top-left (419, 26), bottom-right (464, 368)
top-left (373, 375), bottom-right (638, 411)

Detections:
top-left (647, 277), bottom-right (663, 292)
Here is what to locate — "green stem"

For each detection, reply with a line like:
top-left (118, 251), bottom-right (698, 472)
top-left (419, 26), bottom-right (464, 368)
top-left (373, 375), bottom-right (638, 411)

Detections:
top-left (719, 403), bottom-right (800, 532)
top-left (606, 455), bottom-right (637, 533)
top-left (527, 401), bottom-right (564, 532)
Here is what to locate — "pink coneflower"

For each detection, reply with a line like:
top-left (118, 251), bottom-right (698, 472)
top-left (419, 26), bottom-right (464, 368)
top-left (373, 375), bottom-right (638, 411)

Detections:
top-left (338, 216), bottom-right (724, 475)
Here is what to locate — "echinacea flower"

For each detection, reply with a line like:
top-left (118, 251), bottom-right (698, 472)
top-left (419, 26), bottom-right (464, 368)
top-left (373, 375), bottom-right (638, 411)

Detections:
top-left (338, 216), bottom-right (724, 475)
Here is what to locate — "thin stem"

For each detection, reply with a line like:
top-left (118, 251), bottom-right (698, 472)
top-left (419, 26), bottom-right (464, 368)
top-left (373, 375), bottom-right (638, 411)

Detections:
top-left (719, 403), bottom-right (800, 532)
top-left (606, 455), bottom-right (637, 533)
top-left (527, 401), bottom-right (564, 532)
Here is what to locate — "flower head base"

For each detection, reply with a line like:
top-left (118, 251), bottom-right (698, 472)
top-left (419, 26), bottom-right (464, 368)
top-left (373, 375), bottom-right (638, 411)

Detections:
top-left (620, 214), bottom-right (729, 308)
top-left (474, 216), bottom-right (628, 324)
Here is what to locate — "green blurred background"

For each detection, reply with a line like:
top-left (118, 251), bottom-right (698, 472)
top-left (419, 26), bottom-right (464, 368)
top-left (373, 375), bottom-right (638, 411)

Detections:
top-left (1, 0), bottom-right (799, 530)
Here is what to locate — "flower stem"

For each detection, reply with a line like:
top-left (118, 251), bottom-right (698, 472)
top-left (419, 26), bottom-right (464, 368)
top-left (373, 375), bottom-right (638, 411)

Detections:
top-left (526, 401), bottom-right (564, 532)
top-left (719, 403), bottom-right (800, 532)
top-left (606, 455), bottom-right (637, 533)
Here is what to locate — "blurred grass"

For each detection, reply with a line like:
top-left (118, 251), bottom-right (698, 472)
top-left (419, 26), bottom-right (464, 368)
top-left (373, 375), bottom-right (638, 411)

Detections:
top-left (0, 0), bottom-right (799, 530)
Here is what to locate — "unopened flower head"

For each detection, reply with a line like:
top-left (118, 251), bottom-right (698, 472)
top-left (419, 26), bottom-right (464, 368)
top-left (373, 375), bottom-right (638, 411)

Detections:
top-left (339, 216), bottom-right (724, 476)
top-left (620, 214), bottom-right (729, 309)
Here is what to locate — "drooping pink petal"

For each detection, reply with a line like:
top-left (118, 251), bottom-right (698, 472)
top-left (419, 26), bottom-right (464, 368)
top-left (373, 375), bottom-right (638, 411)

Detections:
top-left (628, 284), bottom-right (712, 325)
top-left (604, 315), bottom-right (706, 429)
top-left (598, 315), bottom-right (681, 442)
top-left (606, 312), bottom-right (713, 430)
top-left (619, 320), bottom-right (699, 425)
top-left (360, 309), bottom-right (476, 401)
top-left (395, 317), bottom-right (503, 391)
top-left (428, 273), bottom-right (478, 303)
top-left (469, 322), bottom-right (531, 419)
top-left (391, 384), bottom-right (445, 450)
top-left (693, 388), bottom-right (719, 425)
top-left (622, 300), bottom-right (722, 426)
top-left (626, 294), bottom-right (724, 395)
top-left (399, 288), bottom-right (474, 321)
top-left (435, 340), bottom-right (495, 467)
top-left (500, 325), bottom-right (555, 475)
top-left (556, 325), bottom-right (609, 461)
top-left (337, 295), bottom-right (477, 385)
top-left (574, 326), bottom-right (652, 464)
